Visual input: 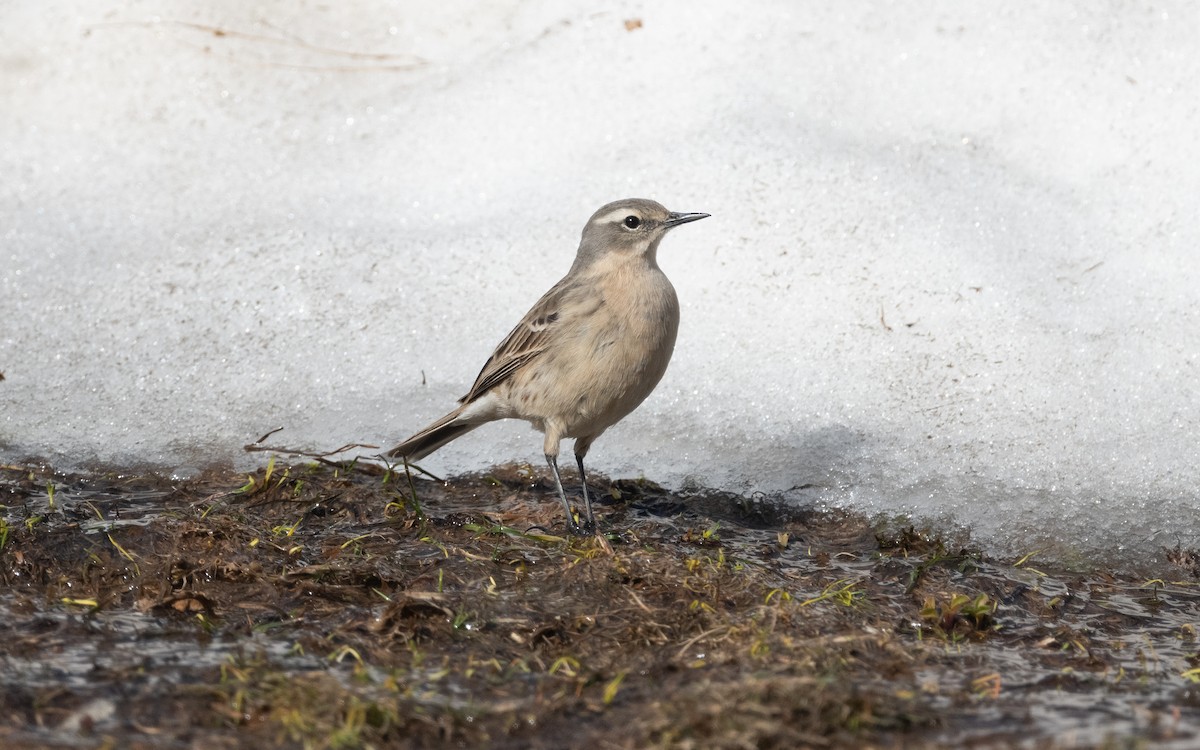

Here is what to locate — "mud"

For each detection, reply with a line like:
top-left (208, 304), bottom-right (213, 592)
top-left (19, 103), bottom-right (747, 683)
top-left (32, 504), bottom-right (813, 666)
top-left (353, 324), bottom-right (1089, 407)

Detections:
top-left (2, 460), bottom-right (1199, 749)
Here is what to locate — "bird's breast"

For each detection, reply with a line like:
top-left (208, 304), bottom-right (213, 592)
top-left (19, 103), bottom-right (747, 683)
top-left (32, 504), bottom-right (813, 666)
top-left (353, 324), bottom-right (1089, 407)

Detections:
top-left (499, 257), bottom-right (682, 439)
top-left (557, 262), bottom-right (680, 432)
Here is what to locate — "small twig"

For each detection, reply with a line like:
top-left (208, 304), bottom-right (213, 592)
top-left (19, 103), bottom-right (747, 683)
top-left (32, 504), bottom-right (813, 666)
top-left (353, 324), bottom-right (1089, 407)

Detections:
top-left (378, 455), bottom-right (444, 483)
top-left (628, 590), bottom-right (652, 613)
top-left (917, 398), bottom-right (975, 414)
top-left (675, 626), bottom-right (733, 660)
top-left (243, 441), bottom-right (379, 458)
top-left (242, 441), bottom-right (386, 475)
top-left (251, 427), bottom-right (285, 445)
top-left (89, 19), bottom-right (426, 63)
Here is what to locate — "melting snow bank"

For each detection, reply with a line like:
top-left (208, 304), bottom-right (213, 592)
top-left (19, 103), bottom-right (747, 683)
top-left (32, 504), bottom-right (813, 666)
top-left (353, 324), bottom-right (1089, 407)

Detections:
top-left (2, 1), bottom-right (1198, 570)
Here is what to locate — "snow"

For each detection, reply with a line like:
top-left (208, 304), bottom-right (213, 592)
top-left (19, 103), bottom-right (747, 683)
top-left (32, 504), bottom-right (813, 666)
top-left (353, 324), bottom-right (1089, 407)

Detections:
top-left (3, 1), bottom-right (1198, 569)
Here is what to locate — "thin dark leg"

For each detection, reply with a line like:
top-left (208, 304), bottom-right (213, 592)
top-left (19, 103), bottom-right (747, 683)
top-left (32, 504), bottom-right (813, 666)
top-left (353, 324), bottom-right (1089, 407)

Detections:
top-left (546, 453), bottom-right (587, 536)
top-left (575, 452), bottom-right (596, 533)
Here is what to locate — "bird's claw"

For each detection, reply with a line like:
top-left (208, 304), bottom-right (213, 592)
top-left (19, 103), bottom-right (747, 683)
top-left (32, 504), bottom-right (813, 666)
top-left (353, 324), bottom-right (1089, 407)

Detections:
top-left (566, 516), bottom-right (597, 537)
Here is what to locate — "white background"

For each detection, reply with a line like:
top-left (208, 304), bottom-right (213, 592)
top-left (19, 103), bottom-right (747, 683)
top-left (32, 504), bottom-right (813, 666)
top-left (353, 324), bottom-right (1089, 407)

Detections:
top-left (3, 1), bottom-right (1198, 568)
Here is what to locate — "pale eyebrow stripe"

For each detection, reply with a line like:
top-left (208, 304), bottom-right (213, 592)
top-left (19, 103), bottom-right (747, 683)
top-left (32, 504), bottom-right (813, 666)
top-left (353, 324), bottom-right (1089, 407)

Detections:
top-left (597, 208), bottom-right (638, 225)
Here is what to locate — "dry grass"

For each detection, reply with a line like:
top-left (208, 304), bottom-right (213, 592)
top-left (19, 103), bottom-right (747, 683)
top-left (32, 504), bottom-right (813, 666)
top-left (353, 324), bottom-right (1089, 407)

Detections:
top-left (1, 461), bottom-right (1198, 748)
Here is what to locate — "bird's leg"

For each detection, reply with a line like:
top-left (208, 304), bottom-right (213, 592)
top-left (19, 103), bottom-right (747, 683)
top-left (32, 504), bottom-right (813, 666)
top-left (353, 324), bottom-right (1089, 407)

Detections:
top-left (574, 452), bottom-right (596, 533)
top-left (546, 453), bottom-right (587, 536)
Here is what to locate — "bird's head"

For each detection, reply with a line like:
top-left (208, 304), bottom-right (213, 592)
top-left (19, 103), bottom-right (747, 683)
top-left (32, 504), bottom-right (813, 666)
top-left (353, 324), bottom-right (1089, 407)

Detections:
top-left (575, 198), bottom-right (709, 268)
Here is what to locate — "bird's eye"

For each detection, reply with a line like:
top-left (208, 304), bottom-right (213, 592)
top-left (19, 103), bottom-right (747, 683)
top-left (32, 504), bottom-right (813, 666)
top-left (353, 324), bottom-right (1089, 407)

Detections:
top-left (623, 215), bottom-right (641, 229)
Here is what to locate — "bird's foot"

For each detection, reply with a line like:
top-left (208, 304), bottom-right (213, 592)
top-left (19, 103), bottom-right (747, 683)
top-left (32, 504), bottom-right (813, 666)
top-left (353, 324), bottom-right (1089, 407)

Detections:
top-left (566, 516), bottom-right (597, 537)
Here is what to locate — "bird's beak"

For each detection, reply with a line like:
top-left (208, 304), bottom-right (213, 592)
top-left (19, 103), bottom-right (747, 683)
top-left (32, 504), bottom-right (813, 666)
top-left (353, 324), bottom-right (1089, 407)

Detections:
top-left (663, 211), bottom-right (710, 228)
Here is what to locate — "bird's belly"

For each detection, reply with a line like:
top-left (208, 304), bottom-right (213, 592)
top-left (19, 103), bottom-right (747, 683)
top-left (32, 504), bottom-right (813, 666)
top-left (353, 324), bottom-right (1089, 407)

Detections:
top-left (527, 304), bottom-right (677, 437)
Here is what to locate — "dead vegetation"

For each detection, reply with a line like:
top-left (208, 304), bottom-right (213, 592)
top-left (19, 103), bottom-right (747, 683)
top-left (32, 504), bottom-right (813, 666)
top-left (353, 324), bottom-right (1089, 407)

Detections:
top-left (1, 461), bottom-right (1199, 748)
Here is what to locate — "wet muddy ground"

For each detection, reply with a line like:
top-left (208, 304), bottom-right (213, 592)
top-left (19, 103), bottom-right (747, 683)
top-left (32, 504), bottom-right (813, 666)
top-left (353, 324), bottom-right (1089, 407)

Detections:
top-left (2, 459), bottom-right (1200, 749)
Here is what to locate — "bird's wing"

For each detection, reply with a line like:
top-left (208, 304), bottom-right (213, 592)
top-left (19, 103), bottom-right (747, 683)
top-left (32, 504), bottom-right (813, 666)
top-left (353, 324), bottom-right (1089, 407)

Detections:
top-left (458, 275), bottom-right (590, 404)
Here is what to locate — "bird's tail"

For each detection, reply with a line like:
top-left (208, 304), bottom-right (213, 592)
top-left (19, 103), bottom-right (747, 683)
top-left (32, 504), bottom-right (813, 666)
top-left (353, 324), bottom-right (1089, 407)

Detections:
top-left (387, 407), bottom-right (480, 460)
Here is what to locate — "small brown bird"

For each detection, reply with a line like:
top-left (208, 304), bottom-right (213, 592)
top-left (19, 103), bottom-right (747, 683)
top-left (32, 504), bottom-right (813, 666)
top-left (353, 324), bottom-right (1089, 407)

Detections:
top-left (388, 198), bottom-right (709, 534)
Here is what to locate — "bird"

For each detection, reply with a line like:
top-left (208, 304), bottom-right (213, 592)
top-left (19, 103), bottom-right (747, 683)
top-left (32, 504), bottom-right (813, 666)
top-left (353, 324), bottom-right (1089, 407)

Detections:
top-left (388, 198), bottom-right (709, 535)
